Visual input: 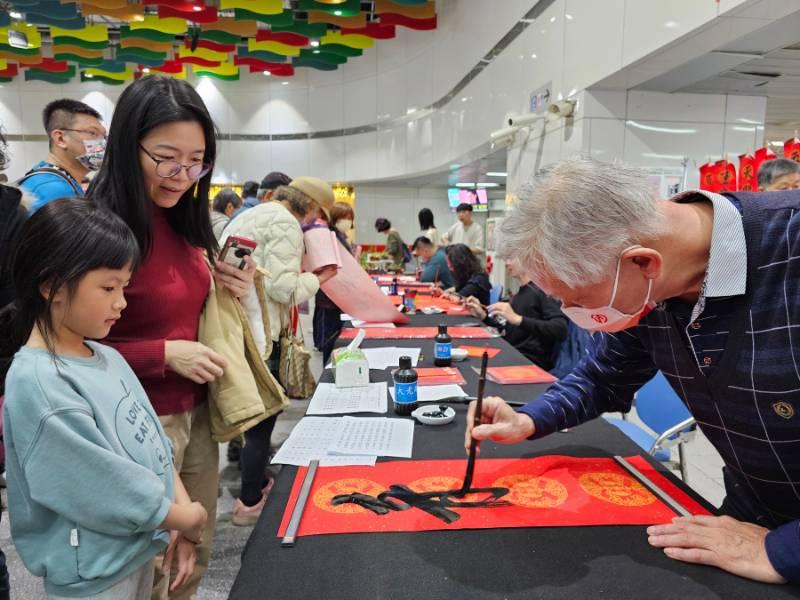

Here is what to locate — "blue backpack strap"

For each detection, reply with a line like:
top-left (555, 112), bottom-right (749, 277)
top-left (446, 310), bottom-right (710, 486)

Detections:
top-left (17, 165), bottom-right (83, 196)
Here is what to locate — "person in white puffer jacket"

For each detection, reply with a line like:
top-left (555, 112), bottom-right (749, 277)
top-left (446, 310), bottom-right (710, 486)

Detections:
top-left (223, 177), bottom-right (337, 526)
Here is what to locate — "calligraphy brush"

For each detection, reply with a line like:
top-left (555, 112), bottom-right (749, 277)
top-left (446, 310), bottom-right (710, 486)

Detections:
top-left (454, 351), bottom-right (488, 497)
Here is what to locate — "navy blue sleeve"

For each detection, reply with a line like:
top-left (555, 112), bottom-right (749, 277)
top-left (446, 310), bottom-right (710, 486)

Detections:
top-left (517, 328), bottom-right (658, 437)
top-left (766, 521), bottom-right (800, 582)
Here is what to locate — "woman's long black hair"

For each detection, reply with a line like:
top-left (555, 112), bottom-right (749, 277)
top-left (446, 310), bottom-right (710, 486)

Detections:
top-left (418, 208), bottom-right (435, 231)
top-left (0, 199), bottom-right (140, 394)
top-left (87, 74), bottom-right (219, 260)
top-left (446, 243), bottom-right (485, 290)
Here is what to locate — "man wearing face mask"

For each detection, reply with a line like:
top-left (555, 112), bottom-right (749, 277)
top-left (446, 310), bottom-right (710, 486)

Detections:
top-left (20, 99), bottom-right (106, 213)
top-left (465, 157), bottom-right (800, 585)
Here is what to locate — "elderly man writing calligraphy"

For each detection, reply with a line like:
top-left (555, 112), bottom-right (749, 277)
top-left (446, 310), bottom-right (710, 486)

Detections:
top-left (465, 157), bottom-right (800, 584)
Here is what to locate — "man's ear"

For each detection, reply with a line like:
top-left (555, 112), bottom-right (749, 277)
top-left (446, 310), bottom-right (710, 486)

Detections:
top-left (51, 129), bottom-right (67, 150)
top-left (630, 248), bottom-right (662, 279)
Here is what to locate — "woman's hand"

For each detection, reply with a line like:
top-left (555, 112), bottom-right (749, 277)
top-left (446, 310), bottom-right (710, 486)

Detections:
top-left (442, 291), bottom-right (460, 303)
top-left (464, 296), bottom-right (487, 320)
top-left (489, 302), bottom-right (521, 326)
top-left (214, 255), bottom-right (255, 298)
top-left (165, 340), bottom-right (227, 384)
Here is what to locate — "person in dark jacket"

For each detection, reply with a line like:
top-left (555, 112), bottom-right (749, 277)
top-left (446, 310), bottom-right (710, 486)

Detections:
top-left (0, 187), bottom-right (26, 310)
top-left (443, 243), bottom-right (491, 305)
top-left (465, 262), bottom-right (568, 370)
top-left (0, 127), bottom-right (18, 600)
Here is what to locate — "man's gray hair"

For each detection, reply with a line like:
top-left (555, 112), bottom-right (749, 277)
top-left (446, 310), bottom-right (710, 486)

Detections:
top-left (497, 158), bottom-right (664, 287)
top-left (757, 158), bottom-right (800, 189)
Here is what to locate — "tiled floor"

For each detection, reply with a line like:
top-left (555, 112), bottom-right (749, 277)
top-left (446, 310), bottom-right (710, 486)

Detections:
top-left (0, 310), bottom-right (727, 598)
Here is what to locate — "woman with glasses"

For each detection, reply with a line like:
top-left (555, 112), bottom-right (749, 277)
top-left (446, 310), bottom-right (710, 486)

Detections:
top-left (87, 75), bottom-right (255, 600)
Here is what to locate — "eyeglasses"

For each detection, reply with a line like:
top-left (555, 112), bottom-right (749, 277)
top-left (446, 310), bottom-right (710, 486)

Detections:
top-left (59, 128), bottom-right (106, 140)
top-left (139, 145), bottom-right (212, 181)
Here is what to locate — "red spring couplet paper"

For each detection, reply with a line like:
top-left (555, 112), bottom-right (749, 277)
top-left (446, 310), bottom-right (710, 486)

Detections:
top-left (486, 365), bottom-right (556, 384)
top-left (339, 327), bottom-right (496, 340)
top-left (277, 456), bottom-right (711, 538)
top-left (415, 367), bottom-right (466, 386)
top-left (458, 345), bottom-right (502, 359)
top-left (413, 295), bottom-right (468, 314)
top-left (387, 295), bottom-right (467, 314)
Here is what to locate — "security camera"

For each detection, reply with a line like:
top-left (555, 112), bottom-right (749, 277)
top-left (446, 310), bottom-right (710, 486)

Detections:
top-left (507, 112), bottom-right (545, 128)
top-left (490, 132), bottom-right (516, 149)
top-left (489, 125), bottom-right (520, 143)
top-left (546, 99), bottom-right (576, 121)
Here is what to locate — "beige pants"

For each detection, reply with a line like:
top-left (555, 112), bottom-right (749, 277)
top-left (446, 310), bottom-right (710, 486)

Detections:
top-left (151, 402), bottom-right (219, 600)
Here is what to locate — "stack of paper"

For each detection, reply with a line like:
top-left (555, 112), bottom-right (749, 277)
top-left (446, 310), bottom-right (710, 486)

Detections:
top-left (327, 347), bottom-right (422, 370)
top-left (307, 382), bottom-right (388, 415)
top-left (271, 416), bottom-right (415, 466)
top-left (415, 367), bottom-right (466, 386)
top-left (329, 416), bottom-right (414, 458)
top-left (484, 365), bottom-right (557, 384)
top-left (271, 417), bottom-right (378, 467)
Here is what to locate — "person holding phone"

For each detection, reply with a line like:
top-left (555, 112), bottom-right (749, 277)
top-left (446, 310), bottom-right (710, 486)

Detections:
top-left (86, 75), bottom-right (254, 600)
top-left (224, 177), bottom-right (336, 526)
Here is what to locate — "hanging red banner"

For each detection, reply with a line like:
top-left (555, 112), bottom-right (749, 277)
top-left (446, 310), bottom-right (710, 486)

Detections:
top-left (738, 154), bottom-right (756, 192)
top-left (699, 162), bottom-right (717, 192)
top-left (278, 456), bottom-right (711, 538)
top-left (754, 146), bottom-right (777, 181)
top-left (785, 138), bottom-right (800, 162)
top-left (715, 160), bottom-right (736, 193)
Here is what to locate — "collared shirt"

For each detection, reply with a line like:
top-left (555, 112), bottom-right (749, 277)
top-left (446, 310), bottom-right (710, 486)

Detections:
top-left (668, 191), bottom-right (746, 374)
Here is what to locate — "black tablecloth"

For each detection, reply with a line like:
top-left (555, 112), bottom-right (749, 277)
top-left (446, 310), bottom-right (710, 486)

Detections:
top-left (230, 313), bottom-right (800, 599)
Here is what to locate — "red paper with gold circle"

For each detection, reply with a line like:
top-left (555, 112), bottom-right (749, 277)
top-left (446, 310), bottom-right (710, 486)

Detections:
top-left (277, 456), bottom-right (711, 538)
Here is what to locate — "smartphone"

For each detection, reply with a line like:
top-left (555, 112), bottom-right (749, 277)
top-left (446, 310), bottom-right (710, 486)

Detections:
top-left (218, 235), bottom-right (257, 270)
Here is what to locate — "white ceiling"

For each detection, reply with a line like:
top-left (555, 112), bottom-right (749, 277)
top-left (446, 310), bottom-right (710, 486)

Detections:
top-left (352, 145), bottom-right (508, 194)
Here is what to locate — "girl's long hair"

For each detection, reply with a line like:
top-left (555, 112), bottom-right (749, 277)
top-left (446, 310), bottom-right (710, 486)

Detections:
top-left (0, 199), bottom-right (140, 393)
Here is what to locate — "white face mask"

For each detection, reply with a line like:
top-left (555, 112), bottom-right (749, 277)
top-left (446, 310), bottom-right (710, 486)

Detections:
top-left (76, 138), bottom-right (106, 171)
top-left (335, 219), bottom-right (352, 234)
top-left (560, 246), bottom-right (654, 333)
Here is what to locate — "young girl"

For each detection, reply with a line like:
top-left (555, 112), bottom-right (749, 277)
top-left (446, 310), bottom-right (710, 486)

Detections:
top-left (0, 199), bottom-right (207, 600)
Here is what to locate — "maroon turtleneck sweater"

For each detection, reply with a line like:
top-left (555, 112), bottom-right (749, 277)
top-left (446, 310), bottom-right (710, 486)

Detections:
top-left (103, 208), bottom-right (211, 416)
